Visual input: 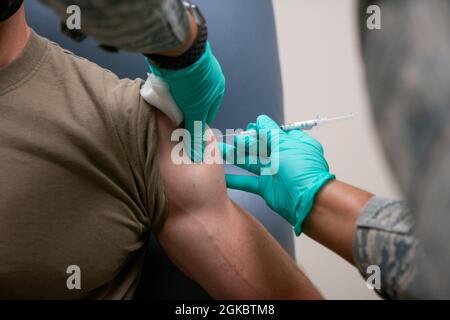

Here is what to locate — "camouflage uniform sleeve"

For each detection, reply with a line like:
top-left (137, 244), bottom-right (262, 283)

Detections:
top-left (39, 0), bottom-right (190, 53)
top-left (352, 196), bottom-right (419, 299)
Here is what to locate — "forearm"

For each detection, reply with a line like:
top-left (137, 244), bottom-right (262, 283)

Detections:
top-left (302, 180), bottom-right (373, 264)
top-left (40, 0), bottom-right (192, 53)
top-left (302, 180), bottom-right (418, 298)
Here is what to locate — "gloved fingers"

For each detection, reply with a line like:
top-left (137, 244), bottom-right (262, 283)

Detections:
top-left (218, 141), bottom-right (234, 161)
top-left (286, 128), bottom-right (308, 139)
top-left (233, 131), bottom-right (259, 155)
top-left (240, 122), bottom-right (279, 158)
top-left (223, 123), bottom-right (258, 155)
top-left (206, 56), bottom-right (226, 124)
top-left (254, 115), bottom-right (283, 152)
top-left (287, 129), bottom-right (325, 155)
top-left (184, 116), bottom-right (206, 163)
top-left (256, 115), bottom-right (281, 130)
top-left (218, 142), bottom-right (262, 175)
top-left (225, 174), bottom-right (260, 195)
top-left (205, 95), bottom-right (222, 125)
top-left (246, 122), bottom-right (256, 131)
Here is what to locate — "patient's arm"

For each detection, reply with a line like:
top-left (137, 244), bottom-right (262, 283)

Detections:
top-left (155, 111), bottom-right (322, 299)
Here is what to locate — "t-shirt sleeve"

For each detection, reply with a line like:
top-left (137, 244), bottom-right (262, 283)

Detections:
top-left (104, 73), bottom-right (168, 233)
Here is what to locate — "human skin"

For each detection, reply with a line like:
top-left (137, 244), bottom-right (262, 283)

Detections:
top-left (2, 4), bottom-right (322, 299)
top-left (0, 3), bottom-right (196, 65)
top-left (155, 111), bottom-right (323, 299)
top-left (0, 4), bottom-right (30, 67)
top-left (156, 10), bottom-right (199, 57)
top-left (302, 180), bottom-right (374, 264)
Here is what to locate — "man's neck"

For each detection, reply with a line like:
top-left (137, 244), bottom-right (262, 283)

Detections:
top-left (0, 6), bottom-right (30, 68)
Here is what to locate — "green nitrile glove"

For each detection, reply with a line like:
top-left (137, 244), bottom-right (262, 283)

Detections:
top-left (219, 115), bottom-right (335, 235)
top-left (147, 42), bottom-right (225, 162)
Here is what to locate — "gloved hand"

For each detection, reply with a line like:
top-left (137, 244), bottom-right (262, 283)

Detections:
top-left (219, 115), bottom-right (335, 235)
top-left (147, 42), bottom-right (225, 162)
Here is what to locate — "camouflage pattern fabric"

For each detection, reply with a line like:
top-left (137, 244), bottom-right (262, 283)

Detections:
top-left (353, 197), bottom-right (418, 299)
top-left (356, 0), bottom-right (450, 298)
top-left (39, 0), bottom-right (190, 53)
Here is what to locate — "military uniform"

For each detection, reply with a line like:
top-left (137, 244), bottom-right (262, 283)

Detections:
top-left (355, 0), bottom-right (450, 298)
top-left (353, 198), bottom-right (418, 298)
top-left (39, 0), bottom-right (190, 53)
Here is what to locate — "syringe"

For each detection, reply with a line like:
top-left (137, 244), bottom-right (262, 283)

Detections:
top-left (219, 113), bottom-right (354, 137)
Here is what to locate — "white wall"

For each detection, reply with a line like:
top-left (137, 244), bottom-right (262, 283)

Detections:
top-left (272, 0), bottom-right (402, 299)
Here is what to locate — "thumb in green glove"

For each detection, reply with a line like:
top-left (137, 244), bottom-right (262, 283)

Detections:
top-left (147, 42), bottom-right (225, 163)
top-left (219, 115), bottom-right (335, 235)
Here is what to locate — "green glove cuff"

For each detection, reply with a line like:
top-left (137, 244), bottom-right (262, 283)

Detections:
top-left (294, 173), bottom-right (336, 236)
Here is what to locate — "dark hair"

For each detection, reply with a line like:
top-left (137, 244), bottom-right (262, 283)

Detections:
top-left (0, 0), bottom-right (24, 22)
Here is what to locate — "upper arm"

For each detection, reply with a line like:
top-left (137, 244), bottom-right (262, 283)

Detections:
top-left (154, 110), bottom-right (321, 299)
top-left (155, 110), bottom-right (228, 214)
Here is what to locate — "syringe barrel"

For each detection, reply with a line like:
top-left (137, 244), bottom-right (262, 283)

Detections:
top-left (282, 120), bottom-right (317, 131)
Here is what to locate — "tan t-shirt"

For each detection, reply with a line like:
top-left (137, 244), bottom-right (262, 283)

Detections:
top-left (0, 30), bottom-right (167, 299)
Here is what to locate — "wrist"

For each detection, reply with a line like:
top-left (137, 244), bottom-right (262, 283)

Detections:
top-left (302, 180), bottom-right (373, 264)
top-left (294, 173), bottom-right (335, 236)
top-left (146, 3), bottom-right (208, 69)
top-left (152, 11), bottom-right (199, 57)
